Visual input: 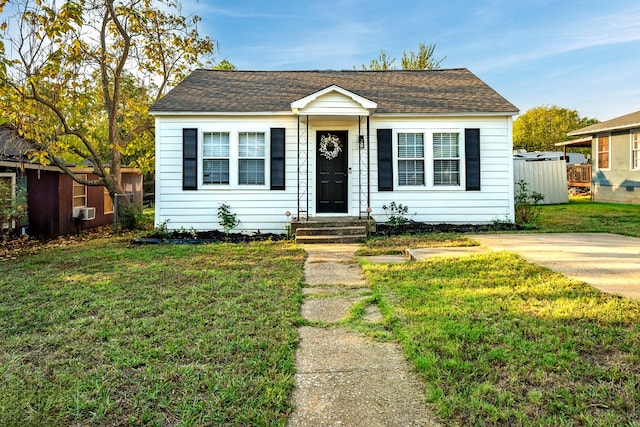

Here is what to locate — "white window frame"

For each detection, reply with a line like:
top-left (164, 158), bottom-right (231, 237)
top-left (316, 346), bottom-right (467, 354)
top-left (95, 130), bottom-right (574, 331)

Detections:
top-left (0, 173), bottom-right (16, 230)
top-left (0, 173), bottom-right (16, 197)
top-left (395, 131), bottom-right (426, 188)
top-left (238, 131), bottom-right (266, 186)
top-left (392, 129), bottom-right (465, 190)
top-left (203, 131), bottom-right (231, 185)
top-left (200, 127), bottom-right (270, 190)
top-left (596, 133), bottom-right (611, 171)
top-left (433, 132), bottom-right (462, 187)
top-left (631, 130), bottom-right (640, 171)
top-left (73, 174), bottom-right (87, 208)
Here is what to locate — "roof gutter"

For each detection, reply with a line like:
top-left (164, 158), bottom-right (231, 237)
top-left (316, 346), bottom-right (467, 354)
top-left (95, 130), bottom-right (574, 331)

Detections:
top-left (149, 110), bottom-right (519, 117)
top-left (568, 122), bottom-right (640, 136)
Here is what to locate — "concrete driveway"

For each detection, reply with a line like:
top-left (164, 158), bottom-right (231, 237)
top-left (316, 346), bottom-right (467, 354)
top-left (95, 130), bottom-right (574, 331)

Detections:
top-left (469, 233), bottom-right (640, 300)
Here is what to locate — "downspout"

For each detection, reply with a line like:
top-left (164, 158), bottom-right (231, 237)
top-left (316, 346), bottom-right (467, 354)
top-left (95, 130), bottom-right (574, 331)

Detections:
top-left (367, 115), bottom-right (371, 210)
top-left (306, 116), bottom-right (309, 217)
top-left (358, 116), bottom-right (362, 219)
top-left (297, 114), bottom-right (300, 219)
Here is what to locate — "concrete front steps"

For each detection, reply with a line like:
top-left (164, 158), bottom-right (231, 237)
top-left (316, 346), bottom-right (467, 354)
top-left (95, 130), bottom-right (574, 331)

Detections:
top-left (292, 217), bottom-right (375, 244)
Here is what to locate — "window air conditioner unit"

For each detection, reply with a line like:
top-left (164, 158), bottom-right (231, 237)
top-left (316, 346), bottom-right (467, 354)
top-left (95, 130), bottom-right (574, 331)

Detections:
top-left (73, 207), bottom-right (96, 221)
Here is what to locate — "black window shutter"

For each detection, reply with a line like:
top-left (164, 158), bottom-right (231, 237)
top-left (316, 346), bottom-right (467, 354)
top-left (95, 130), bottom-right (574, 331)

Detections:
top-left (183, 128), bottom-right (198, 190)
top-left (270, 128), bottom-right (286, 190)
top-left (377, 129), bottom-right (393, 191)
top-left (465, 128), bottom-right (481, 191)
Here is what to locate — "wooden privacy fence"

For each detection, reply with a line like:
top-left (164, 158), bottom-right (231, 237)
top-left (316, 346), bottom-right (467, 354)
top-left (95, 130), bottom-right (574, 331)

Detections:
top-left (567, 164), bottom-right (592, 187)
top-left (513, 159), bottom-right (569, 204)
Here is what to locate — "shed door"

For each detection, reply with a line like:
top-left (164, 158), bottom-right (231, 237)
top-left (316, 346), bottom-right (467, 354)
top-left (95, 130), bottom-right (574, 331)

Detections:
top-left (316, 131), bottom-right (348, 213)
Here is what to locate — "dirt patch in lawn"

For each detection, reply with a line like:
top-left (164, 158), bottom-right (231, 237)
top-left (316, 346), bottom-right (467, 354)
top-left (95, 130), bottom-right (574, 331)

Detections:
top-left (0, 226), bottom-right (119, 261)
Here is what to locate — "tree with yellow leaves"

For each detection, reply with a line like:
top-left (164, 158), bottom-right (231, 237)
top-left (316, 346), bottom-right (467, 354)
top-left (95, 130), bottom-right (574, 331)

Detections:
top-left (0, 0), bottom-right (216, 206)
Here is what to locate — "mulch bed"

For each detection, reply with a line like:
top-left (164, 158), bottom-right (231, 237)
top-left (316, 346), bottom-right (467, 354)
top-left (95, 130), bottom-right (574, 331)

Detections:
top-left (1, 221), bottom-right (522, 259)
top-left (374, 221), bottom-right (521, 236)
top-left (131, 229), bottom-right (287, 245)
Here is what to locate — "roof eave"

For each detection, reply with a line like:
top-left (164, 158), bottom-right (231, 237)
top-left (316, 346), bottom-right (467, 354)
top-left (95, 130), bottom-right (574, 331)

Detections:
top-left (149, 111), bottom-right (296, 116)
top-left (568, 123), bottom-right (640, 136)
top-left (150, 110), bottom-right (519, 117)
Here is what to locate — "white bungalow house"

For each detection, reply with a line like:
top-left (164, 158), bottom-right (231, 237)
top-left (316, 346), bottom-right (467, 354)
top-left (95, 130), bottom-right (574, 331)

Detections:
top-left (150, 69), bottom-right (518, 234)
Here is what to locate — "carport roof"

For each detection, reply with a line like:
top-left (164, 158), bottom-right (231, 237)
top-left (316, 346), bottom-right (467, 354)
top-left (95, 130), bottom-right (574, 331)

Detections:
top-left (555, 136), bottom-right (592, 148)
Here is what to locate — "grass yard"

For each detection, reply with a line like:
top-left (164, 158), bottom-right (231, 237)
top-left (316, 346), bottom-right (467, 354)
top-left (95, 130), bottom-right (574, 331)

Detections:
top-left (355, 199), bottom-right (640, 425)
top-left (356, 233), bottom-right (477, 256)
top-left (0, 238), bottom-right (305, 426)
top-left (3, 198), bottom-right (640, 426)
top-left (363, 252), bottom-right (640, 426)
top-left (537, 199), bottom-right (640, 237)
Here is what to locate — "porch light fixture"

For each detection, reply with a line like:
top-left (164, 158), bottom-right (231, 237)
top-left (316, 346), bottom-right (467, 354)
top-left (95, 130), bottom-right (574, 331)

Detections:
top-left (359, 135), bottom-right (365, 149)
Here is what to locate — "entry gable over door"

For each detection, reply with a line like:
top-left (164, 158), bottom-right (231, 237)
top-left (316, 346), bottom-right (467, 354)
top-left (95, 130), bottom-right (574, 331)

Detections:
top-left (291, 85), bottom-right (377, 116)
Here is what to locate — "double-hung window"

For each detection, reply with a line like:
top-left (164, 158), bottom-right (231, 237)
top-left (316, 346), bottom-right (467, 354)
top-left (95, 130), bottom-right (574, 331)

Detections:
top-left (398, 133), bottom-right (424, 186)
top-left (632, 130), bottom-right (640, 170)
top-left (73, 174), bottom-right (87, 207)
top-left (597, 134), bottom-right (610, 170)
top-left (104, 188), bottom-right (113, 214)
top-left (433, 133), bottom-right (460, 186)
top-left (239, 132), bottom-right (265, 185)
top-left (203, 132), bottom-right (230, 184)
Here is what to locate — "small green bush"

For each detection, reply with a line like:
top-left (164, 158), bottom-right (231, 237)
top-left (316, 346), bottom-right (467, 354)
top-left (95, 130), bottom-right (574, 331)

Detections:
top-left (119, 203), bottom-right (144, 231)
top-left (514, 180), bottom-right (544, 225)
top-left (218, 203), bottom-right (240, 233)
top-left (382, 202), bottom-right (409, 226)
top-left (0, 184), bottom-right (28, 237)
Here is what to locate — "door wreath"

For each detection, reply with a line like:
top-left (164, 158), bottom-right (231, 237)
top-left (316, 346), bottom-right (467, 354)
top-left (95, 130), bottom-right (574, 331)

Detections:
top-left (319, 134), bottom-right (343, 160)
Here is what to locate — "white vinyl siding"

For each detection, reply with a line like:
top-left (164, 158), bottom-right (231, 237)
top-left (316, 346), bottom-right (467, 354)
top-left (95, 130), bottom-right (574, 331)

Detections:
top-left (398, 133), bottom-right (424, 186)
top-left (239, 132), bottom-right (265, 185)
top-left (203, 132), bottom-right (230, 184)
top-left (433, 132), bottom-right (460, 186)
top-left (154, 114), bottom-right (515, 233)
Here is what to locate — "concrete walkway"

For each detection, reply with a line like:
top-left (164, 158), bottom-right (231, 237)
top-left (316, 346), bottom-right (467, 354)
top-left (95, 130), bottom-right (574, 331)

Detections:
top-left (288, 244), bottom-right (439, 427)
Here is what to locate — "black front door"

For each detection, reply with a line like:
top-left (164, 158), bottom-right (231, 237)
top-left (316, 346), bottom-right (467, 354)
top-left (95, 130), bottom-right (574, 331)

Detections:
top-left (316, 131), bottom-right (348, 213)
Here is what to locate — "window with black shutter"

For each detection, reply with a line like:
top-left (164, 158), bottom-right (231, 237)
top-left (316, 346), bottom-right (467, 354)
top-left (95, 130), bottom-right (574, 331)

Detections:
top-left (183, 128), bottom-right (198, 190)
top-left (377, 129), bottom-right (393, 191)
top-left (465, 128), bottom-right (481, 191)
top-left (270, 128), bottom-right (286, 190)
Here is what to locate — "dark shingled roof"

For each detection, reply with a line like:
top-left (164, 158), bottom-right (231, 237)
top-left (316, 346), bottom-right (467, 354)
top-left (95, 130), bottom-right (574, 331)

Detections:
top-left (150, 69), bottom-right (518, 115)
top-left (0, 125), bottom-right (35, 161)
top-left (568, 110), bottom-right (640, 136)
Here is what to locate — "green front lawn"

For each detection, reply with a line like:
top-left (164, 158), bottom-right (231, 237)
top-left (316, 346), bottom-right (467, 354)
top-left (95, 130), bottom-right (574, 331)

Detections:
top-left (3, 198), bottom-right (640, 426)
top-left (363, 252), bottom-right (640, 426)
top-left (356, 199), bottom-right (640, 425)
top-left (537, 199), bottom-right (640, 236)
top-left (0, 239), bottom-right (305, 426)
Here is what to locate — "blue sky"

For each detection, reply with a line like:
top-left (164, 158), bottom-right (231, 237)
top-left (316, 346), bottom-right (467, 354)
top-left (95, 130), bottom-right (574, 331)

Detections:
top-left (181, 0), bottom-right (640, 121)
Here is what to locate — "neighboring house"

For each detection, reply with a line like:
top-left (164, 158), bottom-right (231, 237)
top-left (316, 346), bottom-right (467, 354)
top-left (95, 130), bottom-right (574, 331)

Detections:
top-left (150, 69), bottom-right (519, 233)
top-left (0, 125), bottom-right (143, 236)
top-left (567, 110), bottom-right (640, 204)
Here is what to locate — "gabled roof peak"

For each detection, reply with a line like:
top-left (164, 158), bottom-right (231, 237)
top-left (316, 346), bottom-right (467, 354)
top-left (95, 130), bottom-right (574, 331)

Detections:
top-left (291, 84), bottom-right (378, 114)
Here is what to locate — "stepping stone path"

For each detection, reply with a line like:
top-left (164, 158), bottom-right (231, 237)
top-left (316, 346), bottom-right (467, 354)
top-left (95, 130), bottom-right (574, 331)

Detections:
top-left (288, 244), bottom-right (440, 427)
